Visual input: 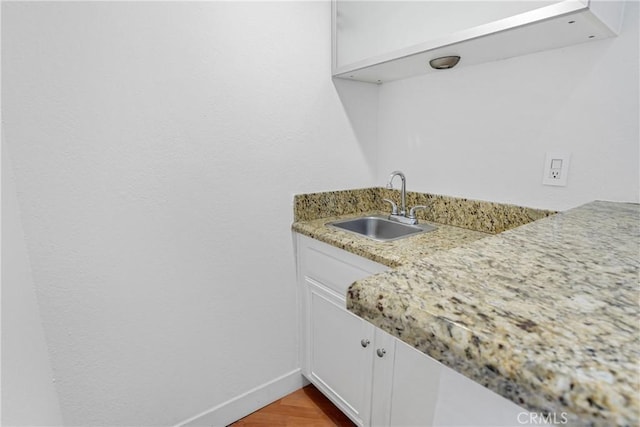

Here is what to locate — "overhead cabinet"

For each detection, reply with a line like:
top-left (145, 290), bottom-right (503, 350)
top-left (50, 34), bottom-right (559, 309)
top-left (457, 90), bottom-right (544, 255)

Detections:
top-left (332, 0), bottom-right (626, 83)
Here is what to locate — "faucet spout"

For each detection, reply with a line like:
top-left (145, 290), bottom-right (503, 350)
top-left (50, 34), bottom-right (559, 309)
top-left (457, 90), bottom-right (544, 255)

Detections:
top-left (387, 170), bottom-right (406, 216)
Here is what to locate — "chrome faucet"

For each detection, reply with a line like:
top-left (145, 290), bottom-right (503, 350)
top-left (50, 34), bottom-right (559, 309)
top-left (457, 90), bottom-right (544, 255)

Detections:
top-left (386, 171), bottom-right (407, 215)
top-left (384, 170), bottom-right (428, 225)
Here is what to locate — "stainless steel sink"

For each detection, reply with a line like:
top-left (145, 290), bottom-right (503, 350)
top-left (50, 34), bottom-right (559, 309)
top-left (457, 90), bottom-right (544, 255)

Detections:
top-left (328, 216), bottom-right (436, 242)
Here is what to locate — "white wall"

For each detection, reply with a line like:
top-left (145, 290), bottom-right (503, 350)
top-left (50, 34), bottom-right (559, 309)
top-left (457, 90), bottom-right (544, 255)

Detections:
top-left (1, 2), bottom-right (377, 425)
top-left (2, 143), bottom-right (64, 426)
top-left (5, 1), bottom-right (637, 425)
top-left (376, 1), bottom-right (639, 211)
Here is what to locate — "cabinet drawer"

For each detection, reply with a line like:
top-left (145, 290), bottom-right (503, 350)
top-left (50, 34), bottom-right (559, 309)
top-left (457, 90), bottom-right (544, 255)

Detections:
top-left (298, 235), bottom-right (387, 297)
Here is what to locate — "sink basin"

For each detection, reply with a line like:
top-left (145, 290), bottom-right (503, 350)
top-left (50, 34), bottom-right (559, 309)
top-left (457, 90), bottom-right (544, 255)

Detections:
top-left (328, 216), bottom-right (436, 242)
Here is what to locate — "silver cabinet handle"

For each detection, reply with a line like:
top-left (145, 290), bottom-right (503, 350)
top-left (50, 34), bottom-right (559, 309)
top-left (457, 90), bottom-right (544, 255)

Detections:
top-left (376, 348), bottom-right (386, 358)
top-left (361, 339), bottom-right (370, 348)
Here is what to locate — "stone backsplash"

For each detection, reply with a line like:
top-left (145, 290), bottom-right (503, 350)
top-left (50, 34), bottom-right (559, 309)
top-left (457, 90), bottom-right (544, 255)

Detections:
top-left (294, 188), bottom-right (555, 234)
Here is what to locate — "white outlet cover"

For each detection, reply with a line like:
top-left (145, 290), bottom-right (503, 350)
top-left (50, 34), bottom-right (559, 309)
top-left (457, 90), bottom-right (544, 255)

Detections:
top-left (542, 152), bottom-right (570, 186)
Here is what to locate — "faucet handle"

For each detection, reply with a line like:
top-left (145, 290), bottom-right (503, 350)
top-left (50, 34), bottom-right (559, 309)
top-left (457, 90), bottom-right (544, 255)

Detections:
top-left (382, 199), bottom-right (398, 215)
top-left (408, 205), bottom-right (428, 220)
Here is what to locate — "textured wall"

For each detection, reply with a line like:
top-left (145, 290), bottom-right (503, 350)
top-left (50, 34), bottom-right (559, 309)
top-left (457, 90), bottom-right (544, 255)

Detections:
top-left (2, 2), bottom-right (377, 425)
top-left (2, 143), bottom-right (64, 426)
top-left (6, 1), bottom-right (636, 425)
top-left (375, 1), bottom-right (639, 211)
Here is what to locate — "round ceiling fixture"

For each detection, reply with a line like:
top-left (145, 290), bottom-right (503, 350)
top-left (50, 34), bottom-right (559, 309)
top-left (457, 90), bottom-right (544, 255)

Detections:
top-left (429, 56), bottom-right (460, 70)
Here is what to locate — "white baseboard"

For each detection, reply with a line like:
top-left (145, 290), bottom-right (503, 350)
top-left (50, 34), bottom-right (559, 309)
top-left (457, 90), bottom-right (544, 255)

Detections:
top-left (175, 369), bottom-right (306, 427)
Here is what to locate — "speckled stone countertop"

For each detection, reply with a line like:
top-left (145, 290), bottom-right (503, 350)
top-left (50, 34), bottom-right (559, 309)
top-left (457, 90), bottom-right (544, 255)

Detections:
top-left (291, 187), bottom-right (552, 267)
top-left (292, 211), bottom-right (490, 268)
top-left (347, 201), bottom-right (639, 427)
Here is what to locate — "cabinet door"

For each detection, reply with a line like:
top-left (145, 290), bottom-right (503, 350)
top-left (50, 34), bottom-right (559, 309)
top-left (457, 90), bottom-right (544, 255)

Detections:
top-left (369, 328), bottom-right (396, 426)
top-left (371, 328), bottom-right (441, 427)
top-left (296, 234), bottom-right (388, 426)
top-left (306, 279), bottom-right (374, 426)
top-left (432, 366), bottom-right (530, 427)
top-left (374, 331), bottom-right (531, 427)
top-left (388, 338), bottom-right (442, 427)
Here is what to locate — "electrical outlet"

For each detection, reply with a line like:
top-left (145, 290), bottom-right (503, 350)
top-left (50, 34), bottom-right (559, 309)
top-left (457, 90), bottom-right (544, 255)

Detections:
top-left (543, 152), bottom-right (570, 186)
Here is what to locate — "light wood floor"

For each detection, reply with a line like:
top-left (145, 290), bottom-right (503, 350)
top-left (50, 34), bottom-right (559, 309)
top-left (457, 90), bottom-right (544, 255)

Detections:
top-left (229, 384), bottom-right (356, 426)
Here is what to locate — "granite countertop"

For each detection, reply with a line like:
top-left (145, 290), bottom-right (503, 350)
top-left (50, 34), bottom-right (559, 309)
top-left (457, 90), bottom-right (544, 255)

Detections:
top-left (292, 210), bottom-right (490, 268)
top-left (346, 201), bottom-right (639, 427)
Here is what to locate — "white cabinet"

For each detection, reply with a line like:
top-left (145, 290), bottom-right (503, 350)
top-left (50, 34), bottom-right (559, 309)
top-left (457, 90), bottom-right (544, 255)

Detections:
top-left (295, 233), bottom-right (532, 427)
top-left (432, 365), bottom-right (536, 427)
top-left (305, 279), bottom-right (375, 425)
top-left (375, 328), bottom-right (441, 427)
top-left (333, 0), bottom-right (626, 83)
top-left (376, 330), bottom-right (531, 427)
top-left (296, 234), bottom-right (387, 426)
